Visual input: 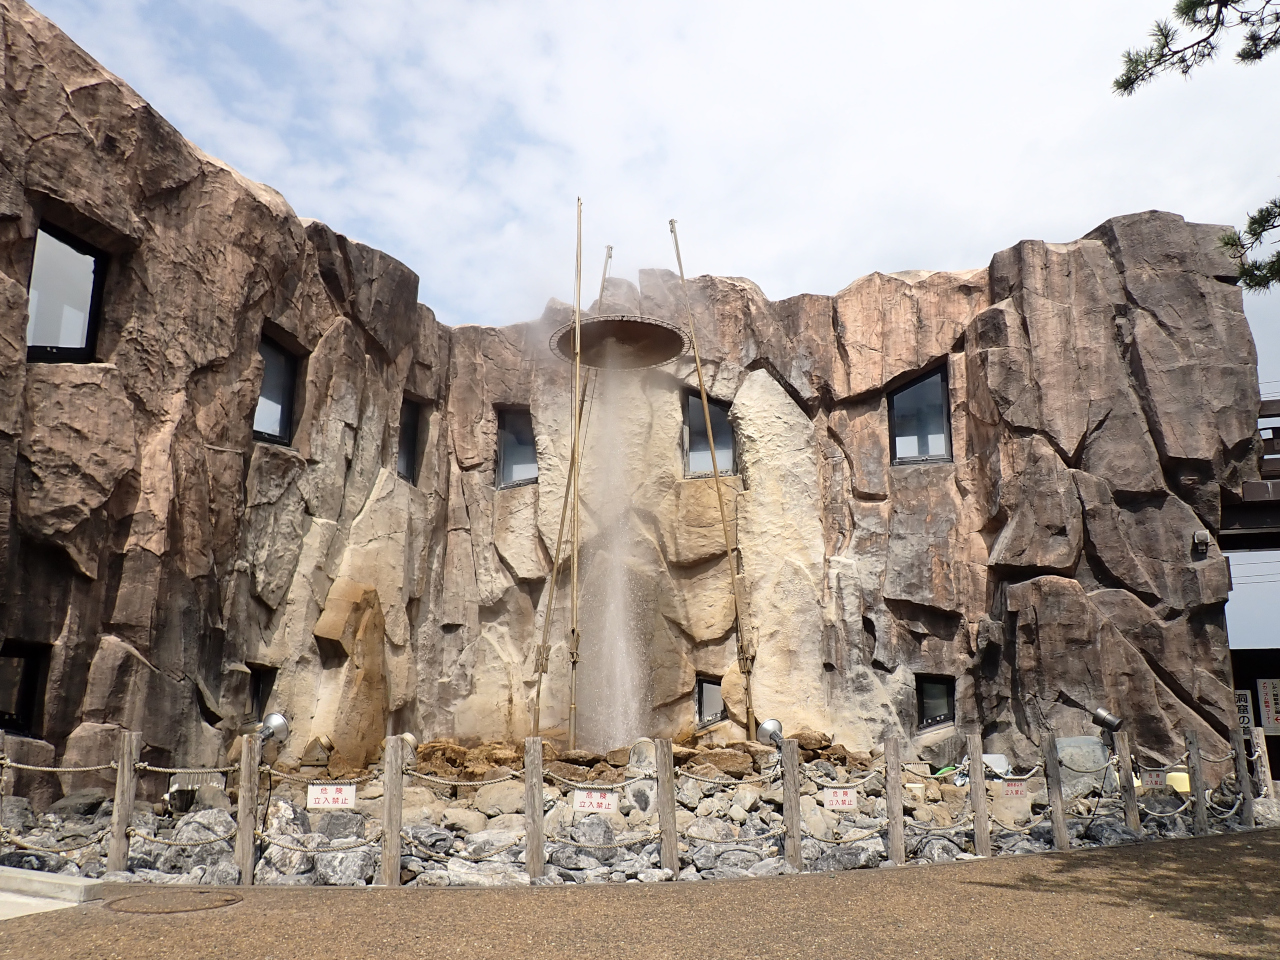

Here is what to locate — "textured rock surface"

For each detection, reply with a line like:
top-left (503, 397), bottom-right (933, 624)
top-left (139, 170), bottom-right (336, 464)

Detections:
top-left (0, 0), bottom-right (1254, 800)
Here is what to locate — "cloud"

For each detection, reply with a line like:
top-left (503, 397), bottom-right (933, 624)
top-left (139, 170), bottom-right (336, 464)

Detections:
top-left (30, 0), bottom-right (1280, 336)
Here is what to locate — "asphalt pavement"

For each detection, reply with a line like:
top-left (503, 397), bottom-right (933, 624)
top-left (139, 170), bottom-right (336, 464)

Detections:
top-left (1, 828), bottom-right (1276, 960)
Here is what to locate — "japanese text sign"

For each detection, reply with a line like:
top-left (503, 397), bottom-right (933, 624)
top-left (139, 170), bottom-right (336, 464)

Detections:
top-left (572, 789), bottom-right (618, 813)
top-left (306, 783), bottom-right (354, 809)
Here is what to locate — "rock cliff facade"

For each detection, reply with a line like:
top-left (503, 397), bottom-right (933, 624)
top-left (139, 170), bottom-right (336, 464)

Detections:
top-left (0, 1), bottom-right (1256, 795)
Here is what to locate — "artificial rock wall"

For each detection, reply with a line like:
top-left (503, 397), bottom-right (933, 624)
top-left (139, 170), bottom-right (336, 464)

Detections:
top-left (0, 1), bottom-right (1257, 792)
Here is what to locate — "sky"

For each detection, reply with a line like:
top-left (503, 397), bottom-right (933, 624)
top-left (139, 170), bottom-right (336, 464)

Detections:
top-left (29, 0), bottom-right (1280, 649)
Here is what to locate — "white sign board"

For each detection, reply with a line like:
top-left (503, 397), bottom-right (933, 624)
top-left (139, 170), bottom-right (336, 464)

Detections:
top-left (823, 788), bottom-right (859, 809)
top-left (1001, 780), bottom-right (1028, 799)
top-left (1140, 769), bottom-right (1166, 789)
top-left (572, 789), bottom-right (618, 813)
top-left (1259, 679), bottom-right (1280, 735)
top-left (306, 783), bottom-right (355, 809)
top-left (1236, 689), bottom-right (1255, 741)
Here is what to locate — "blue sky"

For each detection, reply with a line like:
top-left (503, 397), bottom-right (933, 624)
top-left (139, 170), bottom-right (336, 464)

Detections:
top-left (29, 0), bottom-right (1280, 647)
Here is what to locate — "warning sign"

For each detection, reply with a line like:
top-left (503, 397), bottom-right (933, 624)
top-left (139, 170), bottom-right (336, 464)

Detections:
top-left (1259, 680), bottom-right (1280, 735)
top-left (572, 789), bottom-right (618, 813)
top-left (1002, 780), bottom-right (1028, 799)
top-left (1140, 769), bottom-right (1166, 789)
top-left (306, 783), bottom-right (354, 809)
top-left (823, 788), bottom-right (859, 809)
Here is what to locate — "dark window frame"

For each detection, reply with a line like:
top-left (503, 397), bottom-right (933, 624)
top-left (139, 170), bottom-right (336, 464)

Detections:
top-left (915, 673), bottom-right (956, 730)
top-left (683, 391), bottom-right (737, 478)
top-left (25, 222), bottom-right (109, 364)
top-left (887, 365), bottom-right (953, 465)
top-left (247, 663), bottom-right (278, 722)
top-left (398, 397), bottom-right (424, 485)
top-left (0, 639), bottom-right (51, 736)
top-left (495, 406), bottom-right (538, 490)
top-left (252, 335), bottom-right (301, 446)
top-left (695, 674), bottom-right (727, 728)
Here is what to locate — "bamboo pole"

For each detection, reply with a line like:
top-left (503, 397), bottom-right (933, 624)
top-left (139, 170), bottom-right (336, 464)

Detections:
top-left (669, 219), bottom-right (754, 739)
top-left (1114, 730), bottom-right (1142, 833)
top-left (655, 739), bottom-right (680, 876)
top-left (568, 199), bottom-right (584, 752)
top-left (525, 737), bottom-right (545, 879)
top-left (106, 730), bottom-right (142, 873)
top-left (965, 732), bottom-right (991, 858)
top-left (884, 737), bottom-right (905, 865)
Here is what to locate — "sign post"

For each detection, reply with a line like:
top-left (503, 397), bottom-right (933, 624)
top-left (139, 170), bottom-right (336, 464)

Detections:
top-left (966, 732), bottom-right (991, 858)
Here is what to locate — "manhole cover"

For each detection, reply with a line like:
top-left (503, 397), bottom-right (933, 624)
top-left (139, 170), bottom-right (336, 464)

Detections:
top-left (106, 890), bottom-right (243, 915)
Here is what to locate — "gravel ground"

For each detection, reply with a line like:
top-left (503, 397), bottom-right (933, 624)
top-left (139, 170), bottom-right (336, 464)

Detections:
top-left (1, 828), bottom-right (1276, 960)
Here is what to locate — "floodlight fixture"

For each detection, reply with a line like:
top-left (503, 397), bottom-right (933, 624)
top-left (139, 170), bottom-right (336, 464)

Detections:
top-left (1089, 706), bottom-right (1123, 733)
top-left (757, 718), bottom-right (784, 750)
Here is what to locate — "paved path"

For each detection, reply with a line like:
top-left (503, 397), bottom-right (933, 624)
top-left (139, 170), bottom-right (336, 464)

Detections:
top-left (0, 891), bottom-right (74, 922)
top-left (1, 829), bottom-right (1276, 960)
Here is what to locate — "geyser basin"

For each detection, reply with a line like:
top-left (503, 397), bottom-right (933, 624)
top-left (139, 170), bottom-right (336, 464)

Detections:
top-left (550, 314), bottom-right (688, 369)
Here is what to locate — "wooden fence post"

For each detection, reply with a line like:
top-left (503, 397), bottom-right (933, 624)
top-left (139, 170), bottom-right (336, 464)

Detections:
top-left (106, 731), bottom-right (142, 873)
top-left (379, 736), bottom-right (404, 887)
top-left (655, 739), bottom-right (679, 876)
top-left (1231, 727), bottom-right (1254, 828)
top-left (1252, 728), bottom-right (1273, 799)
top-left (1114, 730), bottom-right (1141, 833)
top-left (1042, 732), bottom-right (1070, 851)
top-left (781, 739), bottom-right (802, 871)
top-left (235, 733), bottom-right (262, 886)
top-left (524, 736), bottom-right (545, 880)
top-left (0, 732), bottom-right (8, 829)
top-left (884, 737), bottom-right (905, 865)
top-left (965, 733), bottom-right (991, 858)
top-left (1185, 729), bottom-right (1209, 837)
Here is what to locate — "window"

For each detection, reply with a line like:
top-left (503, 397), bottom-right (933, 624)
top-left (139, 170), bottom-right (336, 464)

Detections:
top-left (496, 408), bottom-right (537, 488)
top-left (888, 367), bottom-right (951, 463)
top-left (247, 664), bottom-right (278, 722)
top-left (398, 398), bottom-right (423, 484)
top-left (25, 224), bottom-right (107, 362)
top-left (696, 676), bottom-right (726, 727)
top-left (916, 675), bottom-right (955, 729)
top-left (684, 393), bottom-right (736, 477)
top-left (252, 338), bottom-right (299, 445)
top-left (0, 641), bottom-right (50, 735)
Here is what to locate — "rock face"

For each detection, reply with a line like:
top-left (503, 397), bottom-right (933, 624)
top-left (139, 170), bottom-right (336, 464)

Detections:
top-left (0, 0), bottom-right (1254, 798)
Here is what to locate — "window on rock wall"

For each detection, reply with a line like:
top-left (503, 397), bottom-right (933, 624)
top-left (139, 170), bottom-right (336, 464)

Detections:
top-left (684, 393), bottom-right (736, 477)
top-left (398, 397), bottom-right (424, 484)
top-left (25, 224), bottom-right (108, 363)
top-left (696, 675), bottom-right (727, 727)
top-left (252, 336), bottom-right (300, 445)
top-left (247, 663), bottom-right (278, 722)
top-left (888, 367), bottom-right (951, 464)
top-left (916, 675), bottom-right (955, 729)
top-left (496, 407), bottom-right (538, 488)
top-left (0, 640), bottom-right (50, 735)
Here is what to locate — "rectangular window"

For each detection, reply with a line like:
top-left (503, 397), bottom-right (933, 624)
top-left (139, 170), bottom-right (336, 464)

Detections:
top-left (25, 224), bottom-right (107, 363)
top-left (247, 663), bottom-right (278, 722)
top-left (496, 408), bottom-right (538, 488)
top-left (888, 367), bottom-right (951, 463)
top-left (252, 338), bottom-right (299, 445)
top-left (0, 640), bottom-right (50, 735)
top-left (398, 398), bottom-right (423, 484)
top-left (685, 393), bottom-right (736, 477)
top-left (916, 675), bottom-right (955, 729)
top-left (696, 676), bottom-right (726, 727)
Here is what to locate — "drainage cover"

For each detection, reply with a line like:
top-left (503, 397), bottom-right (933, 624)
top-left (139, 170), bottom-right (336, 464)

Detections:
top-left (106, 890), bottom-right (243, 914)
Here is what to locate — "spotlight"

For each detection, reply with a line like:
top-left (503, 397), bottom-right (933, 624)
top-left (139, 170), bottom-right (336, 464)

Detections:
top-left (756, 718), bottom-right (784, 750)
top-left (261, 713), bottom-right (290, 742)
top-left (1089, 706), bottom-right (1123, 733)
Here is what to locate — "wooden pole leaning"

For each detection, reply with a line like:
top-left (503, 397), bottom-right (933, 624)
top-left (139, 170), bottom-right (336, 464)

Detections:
top-left (965, 733), bottom-right (991, 858)
top-left (1186, 729), bottom-right (1209, 837)
top-left (1042, 732), bottom-right (1070, 851)
top-left (106, 730), bottom-right (142, 873)
top-left (1231, 726), bottom-right (1255, 828)
top-left (884, 737), bottom-right (906, 865)
top-left (1114, 730), bottom-right (1141, 833)
top-left (1252, 728), bottom-right (1273, 798)
top-left (525, 737), bottom-right (545, 879)
top-left (781, 739), bottom-right (802, 871)
top-left (567, 198), bottom-right (584, 752)
top-left (379, 736), bottom-right (404, 887)
top-left (235, 733), bottom-right (262, 885)
top-left (0, 732), bottom-right (7, 830)
top-left (655, 739), bottom-right (680, 876)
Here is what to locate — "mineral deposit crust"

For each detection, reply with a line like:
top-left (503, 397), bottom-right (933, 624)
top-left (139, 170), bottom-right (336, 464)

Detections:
top-left (0, 1), bottom-right (1256, 800)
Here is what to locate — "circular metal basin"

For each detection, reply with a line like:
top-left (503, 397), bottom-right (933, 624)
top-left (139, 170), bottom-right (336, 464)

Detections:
top-left (550, 314), bottom-right (688, 369)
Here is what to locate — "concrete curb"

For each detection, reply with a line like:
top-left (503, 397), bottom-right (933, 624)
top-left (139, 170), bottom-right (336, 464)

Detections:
top-left (0, 865), bottom-right (103, 902)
